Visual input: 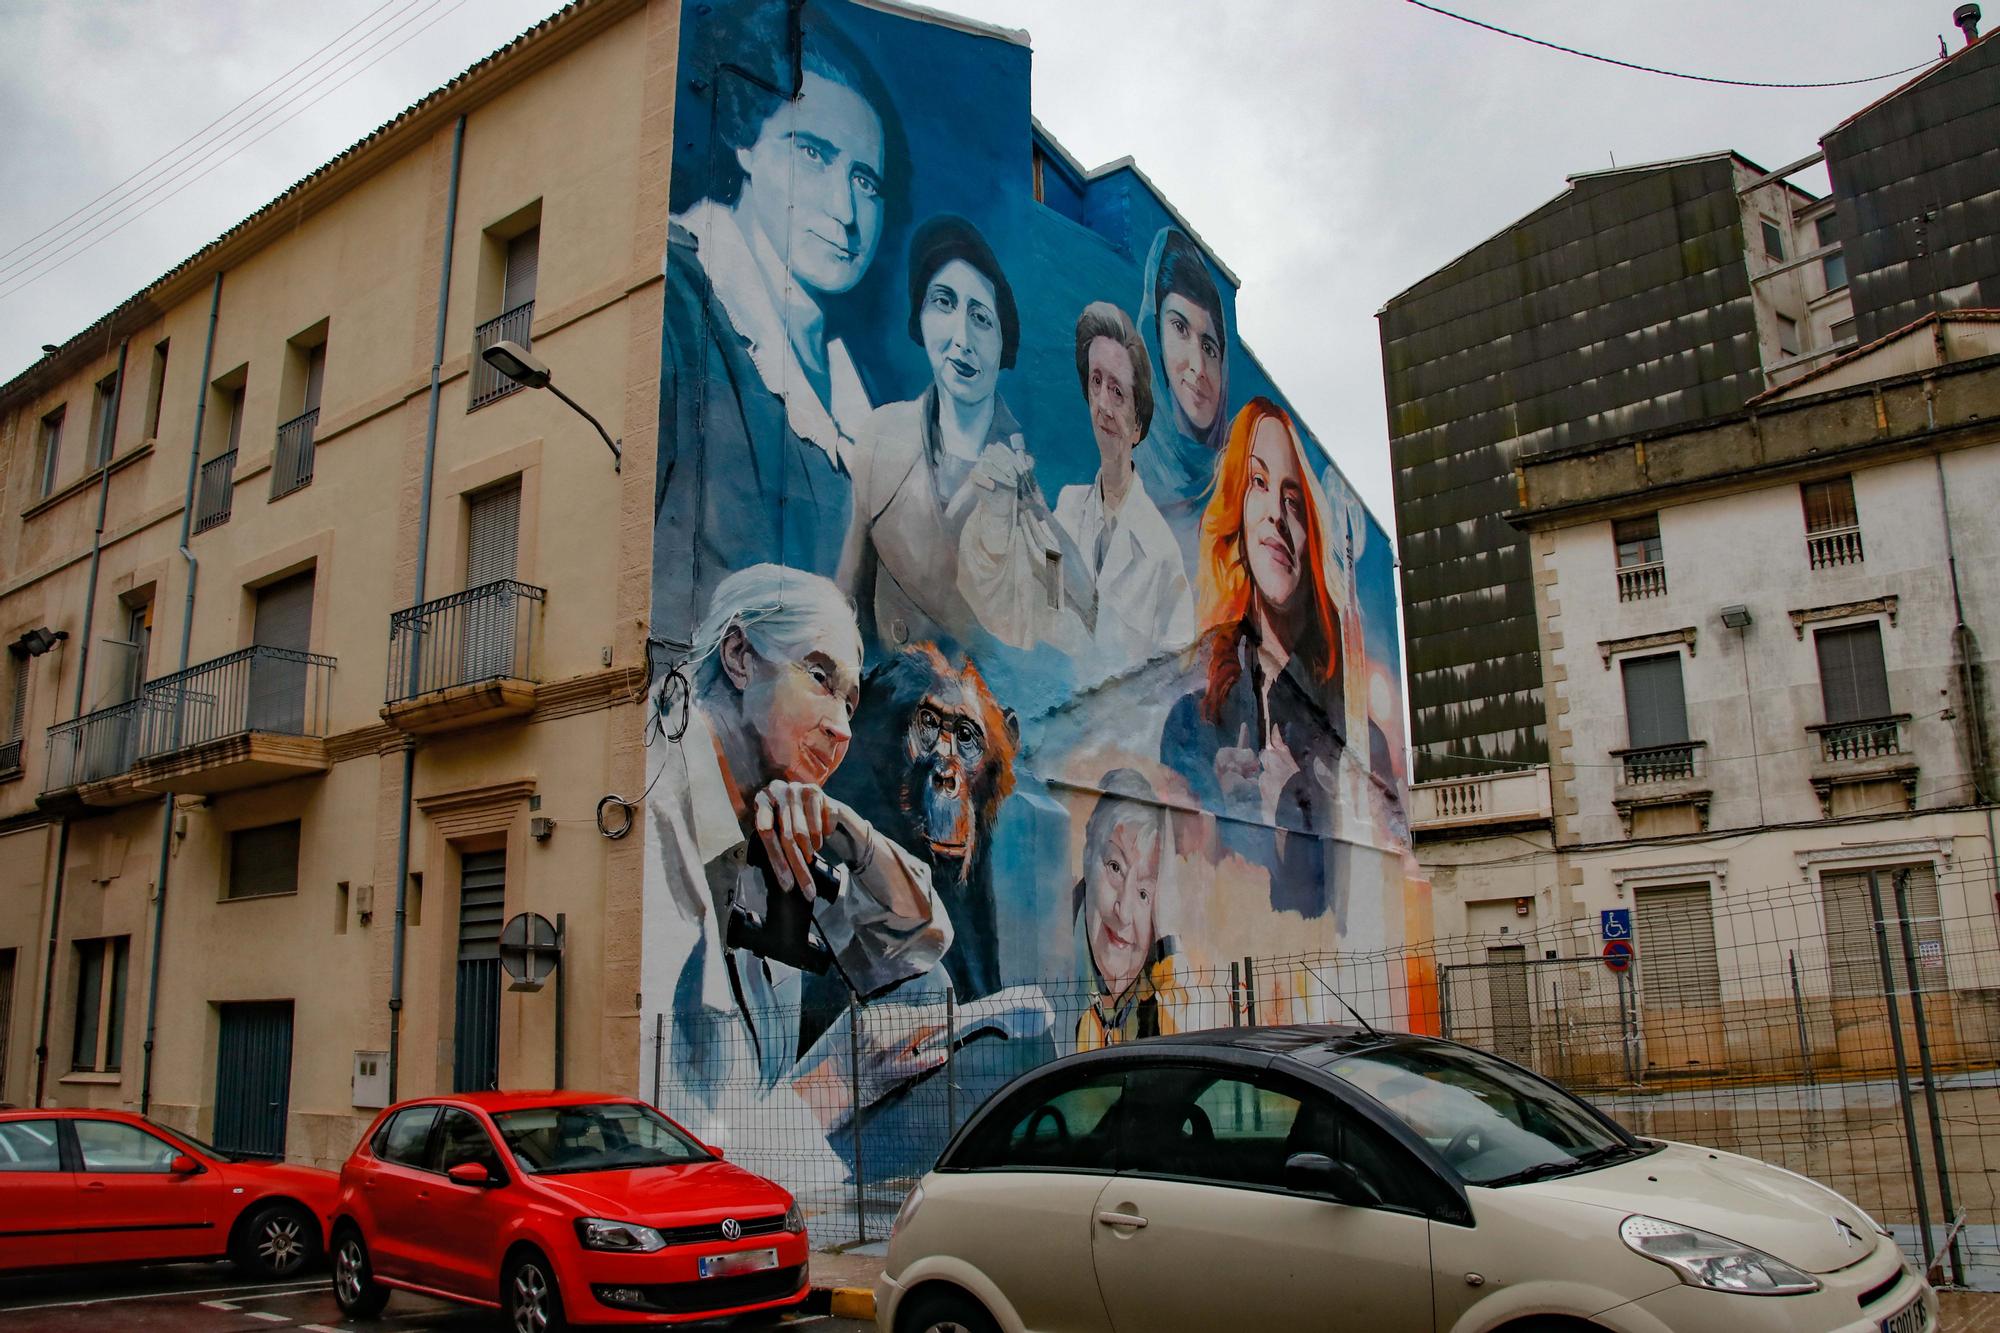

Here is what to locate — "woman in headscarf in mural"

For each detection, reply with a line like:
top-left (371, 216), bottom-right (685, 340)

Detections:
top-left (843, 215), bottom-right (1084, 658)
top-left (1136, 228), bottom-right (1232, 574)
top-left (1073, 769), bottom-right (1184, 1051)
top-left (654, 1), bottom-right (909, 635)
top-left (1161, 398), bottom-right (1346, 917)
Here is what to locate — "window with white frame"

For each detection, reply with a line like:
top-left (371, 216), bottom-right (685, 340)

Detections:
top-left (36, 407), bottom-right (65, 498)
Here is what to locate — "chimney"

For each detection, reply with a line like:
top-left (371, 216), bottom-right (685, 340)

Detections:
top-left (1955, 3), bottom-right (1982, 45)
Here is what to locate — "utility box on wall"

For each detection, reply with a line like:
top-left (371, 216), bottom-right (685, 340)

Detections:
top-left (352, 1050), bottom-right (389, 1109)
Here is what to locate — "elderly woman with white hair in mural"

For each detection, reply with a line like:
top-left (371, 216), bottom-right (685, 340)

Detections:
top-left (1072, 769), bottom-right (1184, 1051)
top-left (640, 564), bottom-right (951, 1162)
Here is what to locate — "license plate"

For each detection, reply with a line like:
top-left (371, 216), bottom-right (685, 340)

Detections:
top-left (1881, 1296), bottom-right (1927, 1333)
top-left (698, 1247), bottom-right (778, 1279)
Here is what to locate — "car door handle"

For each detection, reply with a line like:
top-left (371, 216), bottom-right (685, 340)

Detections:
top-left (1096, 1210), bottom-right (1147, 1229)
top-left (84, 1181), bottom-right (107, 1191)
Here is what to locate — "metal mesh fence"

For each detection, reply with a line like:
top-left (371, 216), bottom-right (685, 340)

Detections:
top-left (650, 855), bottom-right (2000, 1284)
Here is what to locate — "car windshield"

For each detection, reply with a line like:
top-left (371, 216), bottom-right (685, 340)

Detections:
top-left (1328, 1043), bottom-right (1645, 1186)
top-left (491, 1102), bottom-right (711, 1175)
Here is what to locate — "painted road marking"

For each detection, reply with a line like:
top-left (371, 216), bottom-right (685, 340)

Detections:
top-left (6, 1281), bottom-right (322, 1313)
top-left (244, 1314), bottom-right (290, 1323)
top-left (199, 1301), bottom-right (241, 1310)
top-left (299, 1325), bottom-right (349, 1331)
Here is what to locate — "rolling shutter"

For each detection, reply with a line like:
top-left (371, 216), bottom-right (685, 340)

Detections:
top-left (1815, 623), bottom-right (1890, 723)
top-left (466, 482), bottom-right (520, 588)
top-left (1823, 865), bottom-right (1945, 998)
top-left (1635, 883), bottom-right (1721, 1007)
top-left (502, 229), bottom-right (540, 313)
top-left (1621, 653), bottom-right (1688, 749)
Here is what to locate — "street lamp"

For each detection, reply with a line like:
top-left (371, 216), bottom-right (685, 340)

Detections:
top-left (480, 339), bottom-right (622, 473)
top-left (13, 627), bottom-right (68, 656)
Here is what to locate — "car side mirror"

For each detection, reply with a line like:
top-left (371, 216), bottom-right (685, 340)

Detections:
top-left (703, 1142), bottom-right (725, 1160)
top-left (447, 1161), bottom-right (497, 1187)
top-left (1283, 1152), bottom-right (1381, 1208)
top-left (169, 1154), bottom-right (201, 1176)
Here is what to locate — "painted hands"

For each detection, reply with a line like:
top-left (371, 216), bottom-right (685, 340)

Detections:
top-left (752, 781), bottom-right (854, 897)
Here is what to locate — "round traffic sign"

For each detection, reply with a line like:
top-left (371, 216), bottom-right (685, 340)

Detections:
top-left (499, 911), bottom-right (561, 984)
top-left (1602, 938), bottom-right (1634, 973)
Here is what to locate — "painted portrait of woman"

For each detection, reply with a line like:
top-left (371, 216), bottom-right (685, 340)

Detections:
top-left (1161, 397), bottom-right (1345, 916)
top-left (1072, 769), bottom-right (1182, 1051)
top-left (1136, 228), bottom-right (1231, 573)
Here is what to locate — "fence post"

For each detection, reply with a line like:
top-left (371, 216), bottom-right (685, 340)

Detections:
top-left (1439, 965), bottom-right (1453, 1040)
top-left (652, 1013), bottom-right (664, 1107)
top-left (1614, 968), bottom-right (1637, 1087)
top-left (1243, 956), bottom-right (1257, 1026)
top-left (1786, 951), bottom-right (1815, 1087)
top-left (848, 991), bottom-right (866, 1246)
top-left (944, 978), bottom-right (958, 1141)
top-left (1866, 869), bottom-right (1935, 1274)
top-left (1229, 962), bottom-right (1242, 1027)
top-left (1892, 869), bottom-right (1965, 1287)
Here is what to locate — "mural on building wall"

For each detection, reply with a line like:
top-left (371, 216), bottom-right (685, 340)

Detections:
top-left (643, 0), bottom-right (1429, 1173)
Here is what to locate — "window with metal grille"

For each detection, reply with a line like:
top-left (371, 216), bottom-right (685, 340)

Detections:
top-left (1620, 653), bottom-right (1689, 749)
top-left (89, 372), bottom-right (120, 470)
top-left (70, 936), bottom-right (129, 1072)
top-left (37, 407), bottom-right (64, 498)
top-left (227, 821), bottom-right (302, 899)
top-left (1815, 622), bottom-right (1890, 723)
top-left (1822, 865), bottom-right (1945, 998)
top-left (454, 849), bottom-right (506, 1092)
top-left (1635, 884), bottom-right (1721, 1008)
top-left (1613, 514), bottom-right (1661, 569)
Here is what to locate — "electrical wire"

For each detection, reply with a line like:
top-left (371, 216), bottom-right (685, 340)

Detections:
top-left (1405, 0), bottom-right (1938, 90)
top-left (0, 0), bottom-right (470, 305)
top-left (0, 0), bottom-right (423, 280)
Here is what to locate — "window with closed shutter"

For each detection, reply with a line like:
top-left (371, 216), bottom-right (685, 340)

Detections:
top-left (5, 649), bottom-right (26, 743)
top-left (1621, 653), bottom-right (1689, 749)
top-left (249, 571), bottom-right (315, 733)
top-left (1815, 623), bottom-right (1890, 723)
top-left (302, 343), bottom-right (326, 415)
top-left (1801, 478), bottom-right (1857, 533)
top-left (466, 482), bottom-right (521, 588)
top-left (1635, 884), bottom-right (1721, 1008)
top-left (503, 229), bottom-right (540, 313)
top-left (454, 850), bottom-right (507, 1092)
top-left (1822, 865), bottom-right (1946, 998)
top-left (228, 821), bottom-right (302, 899)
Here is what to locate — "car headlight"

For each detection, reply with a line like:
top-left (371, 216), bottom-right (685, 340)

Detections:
top-left (891, 1183), bottom-right (924, 1239)
top-left (1619, 1215), bottom-right (1820, 1295)
top-left (783, 1201), bottom-right (804, 1234)
top-left (575, 1217), bottom-right (667, 1253)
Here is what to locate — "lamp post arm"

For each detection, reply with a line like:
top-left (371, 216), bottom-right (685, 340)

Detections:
top-left (547, 381), bottom-right (622, 472)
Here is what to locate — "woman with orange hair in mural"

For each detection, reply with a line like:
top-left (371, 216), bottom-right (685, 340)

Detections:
top-left (1160, 397), bottom-right (1346, 917)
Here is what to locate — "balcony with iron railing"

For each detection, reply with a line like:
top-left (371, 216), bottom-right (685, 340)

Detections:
top-left (469, 303), bottom-right (534, 409)
top-left (40, 699), bottom-right (152, 809)
top-left (1807, 714), bottom-right (1917, 817)
top-left (270, 408), bottom-right (319, 500)
top-left (1807, 525), bottom-right (1864, 569)
top-left (127, 646), bottom-right (337, 794)
top-left (0, 735), bottom-right (20, 776)
top-left (1610, 740), bottom-right (1711, 836)
top-left (1616, 561), bottom-right (1667, 602)
top-left (383, 579), bottom-right (546, 734)
top-left (193, 450), bottom-right (237, 532)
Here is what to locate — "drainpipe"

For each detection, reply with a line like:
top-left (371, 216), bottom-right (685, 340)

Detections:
top-left (139, 272), bottom-right (224, 1115)
top-left (388, 113), bottom-right (466, 1101)
top-left (1933, 451), bottom-right (2000, 899)
top-left (30, 337), bottom-right (130, 1107)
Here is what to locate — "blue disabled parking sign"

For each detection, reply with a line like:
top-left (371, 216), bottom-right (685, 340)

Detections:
top-left (1601, 908), bottom-right (1632, 941)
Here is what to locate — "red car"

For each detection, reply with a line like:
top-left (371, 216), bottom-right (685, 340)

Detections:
top-left (0, 1108), bottom-right (336, 1279)
top-left (330, 1091), bottom-right (808, 1329)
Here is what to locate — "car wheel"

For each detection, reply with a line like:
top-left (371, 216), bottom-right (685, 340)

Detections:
top-left (332, 1228), bottom-right (390, 1319)
top-left (901, 1287), bottom-right (998, 1333)
top-left (504, 1251), bottom-right (567, 1333)
top-left (237, 1201), bottom-right (320, 1279)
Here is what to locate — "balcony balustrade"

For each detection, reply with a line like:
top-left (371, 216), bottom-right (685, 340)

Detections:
top-left (1806, 525), bottom-right (1864, 569)
top-left (1616, 742), bottom-right (1699, 785)
top-left (383, 579), bottom-right (545, 734)
top-left (270, 408), bottom-right (319, 499)
top-left (1616, 561), bottom-right (1667, 602)
top-left (193, 450), bottom-right (237, 532)
top-left (469, 303), bottom-right (535, 409)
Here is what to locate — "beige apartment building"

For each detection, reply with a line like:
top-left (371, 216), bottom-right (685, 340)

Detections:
top-left (0, 0), bottom-right (673, 1165)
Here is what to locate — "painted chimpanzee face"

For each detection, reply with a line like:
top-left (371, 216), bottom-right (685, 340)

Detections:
top-left (1086, 810), bottom-right (1160, 1000)
top-left (901, 672), bottom-right (989, 864)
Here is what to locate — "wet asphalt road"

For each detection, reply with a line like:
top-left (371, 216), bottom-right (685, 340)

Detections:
top-left (0, 1263), bottom-right (872, 1332)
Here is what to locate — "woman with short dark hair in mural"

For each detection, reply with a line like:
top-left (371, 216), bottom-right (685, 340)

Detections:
top-left (1161, 397), bottom-right (1345, 917)
top-left (654, 1), bottom-right (910, 640)
top-left (1073, 769), bottom-right (1183, 1051)
top-left (1136, 228), bottom-right (1232, 574)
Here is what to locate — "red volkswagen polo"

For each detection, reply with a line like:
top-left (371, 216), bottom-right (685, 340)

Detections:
top-left (0, 1108), bottom-right (335, 1279)
top-left (331, 1091), bottom-right (808, 1329)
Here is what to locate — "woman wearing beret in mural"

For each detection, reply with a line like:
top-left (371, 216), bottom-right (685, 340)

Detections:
top-left (1136, 228), bottom-right (1232, 575)
top-left (640, 564), bottom-right (951, 1163)
top-left (1161, 397), bottom-right (1346, 916)
top-left (1054, 301), bottom-right (1194, 682)
top-left (653, 2), bottom-right (908, 639)
top-left (842, 215), bottom-right (1086, 659)
top-left (1073, 769), bottom-right (1184, 1051)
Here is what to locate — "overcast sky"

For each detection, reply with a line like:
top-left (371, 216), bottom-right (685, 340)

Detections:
top-left (0, 0), bottom-right (1949, 529)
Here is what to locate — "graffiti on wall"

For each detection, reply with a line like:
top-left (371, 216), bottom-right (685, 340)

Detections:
top-left (642, 0), bottom-right (1429, 1168)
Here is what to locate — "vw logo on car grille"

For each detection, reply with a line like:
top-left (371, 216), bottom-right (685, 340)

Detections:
top-left (720, 1218), bottom-right (741, 1241)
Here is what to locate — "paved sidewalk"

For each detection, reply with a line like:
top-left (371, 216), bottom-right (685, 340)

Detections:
top-left (1942, 1291), bottom-right (2000, 1331)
